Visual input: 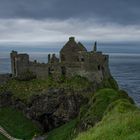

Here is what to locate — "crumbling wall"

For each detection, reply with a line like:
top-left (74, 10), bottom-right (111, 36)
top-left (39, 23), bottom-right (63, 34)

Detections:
top-left (10, 37), bottom-right (111, 83)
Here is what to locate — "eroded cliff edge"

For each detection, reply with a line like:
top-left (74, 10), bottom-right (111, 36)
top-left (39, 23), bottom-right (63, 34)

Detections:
top-left (0, 75), bottom-right (117, 132)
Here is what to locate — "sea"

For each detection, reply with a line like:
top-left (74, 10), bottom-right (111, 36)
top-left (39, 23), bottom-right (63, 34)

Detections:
top-left (0, 42), bottom-right (140, 106)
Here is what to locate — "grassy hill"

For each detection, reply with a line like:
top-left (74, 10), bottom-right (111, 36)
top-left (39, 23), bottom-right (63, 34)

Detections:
top-left (76, 88), bottom-right (134, 131)
top-left (46, 88), bottom-right (140, 140)
top-left (47, 119), bottom-right (77, 140)
top-left (0, 107), bottom-right (41, 140)
top-left (75, 99), bottom-right (140, 140)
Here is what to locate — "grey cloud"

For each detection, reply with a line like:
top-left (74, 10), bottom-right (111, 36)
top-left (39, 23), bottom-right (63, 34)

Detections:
top-left (0, 19), bottom-right (140, 43)
top-left (0, 0), bottom-right (140, 25)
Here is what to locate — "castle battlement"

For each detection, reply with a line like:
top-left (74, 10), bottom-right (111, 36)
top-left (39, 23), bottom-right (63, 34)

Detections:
top-left (10, 37), bottom-right (111, 82)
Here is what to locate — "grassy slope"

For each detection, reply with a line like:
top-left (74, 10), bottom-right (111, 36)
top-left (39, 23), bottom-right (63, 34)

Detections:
top-left (76, 88), bottom-right (134, 131)
top-left (100, 77), bottom-right (119, 90)
top-left (48, 88), bottom-right (133, 140)
top-left (0, 134), bottom-right (9, 140)
top-left (0, 107), bottom-right (41, 140)
top-left (0, 76), bottom-right (93, 102)
top-left (46, 88), bottom-right (139, 140)
top-left (75, 99), bottom-right (140, 140)
top-left (47, 119), bottom-right (77, 140)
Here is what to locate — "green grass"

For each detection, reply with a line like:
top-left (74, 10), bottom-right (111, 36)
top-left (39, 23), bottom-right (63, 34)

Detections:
top-left (0, 75), bottom-right (136, 140)
top-left (77, 88), bottom-right (133, 131)
top-left (45, 88), bottom-right (138, 140)
top-left (0, 134), bottom-right (9, 140)
top-left (0, 107), bottom-right (41, 140)
top-left (100, 77), bottom-right (119, 90)
top-left (0, 76), bottom-right (93, 102)
top-left (0, 79), bottom-right (49, 101)
top-left (75, 99), bottom-right (140, 140)
top-left (47, 119), bottom-right (77, 140)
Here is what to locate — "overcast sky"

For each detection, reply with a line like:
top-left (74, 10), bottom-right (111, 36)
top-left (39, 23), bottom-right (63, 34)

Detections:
top-left (0, 0), bottom-right (140, 43)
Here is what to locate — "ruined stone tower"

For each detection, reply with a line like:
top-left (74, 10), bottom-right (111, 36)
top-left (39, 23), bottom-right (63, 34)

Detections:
top-left (10, 51), bottom-right (29, 77)
top-left (10, 37), bottom-right (111, 83)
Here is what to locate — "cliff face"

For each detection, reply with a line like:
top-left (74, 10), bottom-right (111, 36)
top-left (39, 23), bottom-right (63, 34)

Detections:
top-left (0, 88), bottom-right (88, 131)
top-left (0, 75), bottom-right (118, 132)
top-left (27, 89), bottom-right (88, 131)
top-left (0, 82), bottom-right (138, 140)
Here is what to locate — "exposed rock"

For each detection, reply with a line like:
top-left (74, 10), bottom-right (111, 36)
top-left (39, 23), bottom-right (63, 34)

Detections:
top-left (0, 88), bottom-right (88, 132)
top-left (26, 89), bottom-right (88, 131)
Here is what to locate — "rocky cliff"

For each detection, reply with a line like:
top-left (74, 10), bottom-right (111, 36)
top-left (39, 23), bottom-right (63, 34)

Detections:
top-left (0, 75), bottom-right (119, 137)
top-left (0, 80), bottom-right (90, 131)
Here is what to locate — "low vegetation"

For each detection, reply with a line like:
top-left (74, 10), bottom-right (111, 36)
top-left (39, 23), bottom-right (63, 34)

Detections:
top-left (0, 134), bottom-right (8, 140)
top-left (76, 88), bottom-right (134, 132)
top-left (0, 75), bottom-right (139, 140)
top-left (47, 119), bottom-right (77, 140)
top-left (0, 76), bottom-right (93, 102)
top-left (43, 88), bottom-right (139, 140)
top-left (75, 99), bottom-right (140, 140)
top-left (0, 107), bottom-right (41, 139)
top-left (100, 76), bottom-right (119, 90)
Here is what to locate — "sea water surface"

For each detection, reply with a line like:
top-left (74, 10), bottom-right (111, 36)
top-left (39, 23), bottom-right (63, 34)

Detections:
top-left (0, 42), bottom-right (140, 106)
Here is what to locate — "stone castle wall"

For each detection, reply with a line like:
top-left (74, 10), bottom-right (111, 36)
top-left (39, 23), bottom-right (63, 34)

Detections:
top-left (10, 37), bottom-right (111, 83)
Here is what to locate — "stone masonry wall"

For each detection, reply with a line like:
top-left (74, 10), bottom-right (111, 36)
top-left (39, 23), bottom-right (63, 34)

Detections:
top-left (10, 37), bottom-right (111, 83)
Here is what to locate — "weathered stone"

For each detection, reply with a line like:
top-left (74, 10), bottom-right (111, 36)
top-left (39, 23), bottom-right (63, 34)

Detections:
top-left (10, 37), bottom-right (111, 83)
top-left (26, 89), bottom-right (88, 131)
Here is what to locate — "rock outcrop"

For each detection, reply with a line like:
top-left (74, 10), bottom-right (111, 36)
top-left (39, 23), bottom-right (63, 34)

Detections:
top-left (0, 88), bottom-right (88, 131)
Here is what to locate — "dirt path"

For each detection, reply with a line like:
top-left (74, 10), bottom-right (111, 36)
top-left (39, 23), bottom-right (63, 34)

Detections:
top-left (0, 126), bottom-right (23, 140)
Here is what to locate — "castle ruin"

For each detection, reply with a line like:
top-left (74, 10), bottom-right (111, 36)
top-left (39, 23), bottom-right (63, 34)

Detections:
top-left (10, 37), bottom-right (111, 83)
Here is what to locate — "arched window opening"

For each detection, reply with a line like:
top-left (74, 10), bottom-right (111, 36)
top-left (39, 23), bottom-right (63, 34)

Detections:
top-left (81, 58), bottom-right (84, 62)
top-left (98, 65), bottom-right (101, 71)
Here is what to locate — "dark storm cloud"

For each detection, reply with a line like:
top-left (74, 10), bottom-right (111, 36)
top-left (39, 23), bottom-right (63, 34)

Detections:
top-left (0, 0), bottom-right (140, 25)
top-left (0, 0), bottom-right (140, 42)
